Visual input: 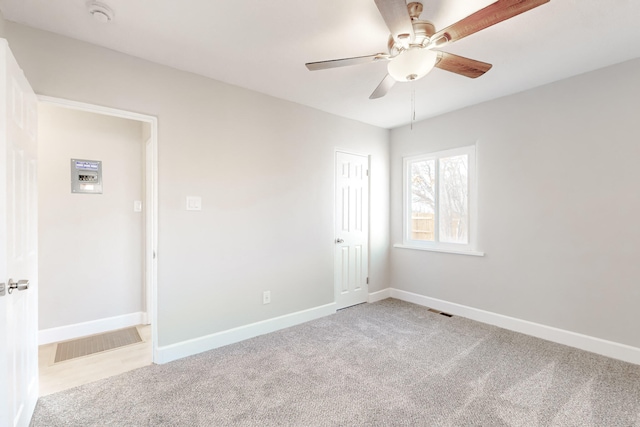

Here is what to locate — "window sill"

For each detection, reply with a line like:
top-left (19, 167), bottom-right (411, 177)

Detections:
top-left (393, 244), bottom-right (485, 257)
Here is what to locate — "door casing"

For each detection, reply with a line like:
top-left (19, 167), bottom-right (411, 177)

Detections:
top-left (37, 96), bottom-right (159, 362)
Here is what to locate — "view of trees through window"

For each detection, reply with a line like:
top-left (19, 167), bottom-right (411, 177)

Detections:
top-left (410, 159), bottom-right (435, 241)
top-left (439, 155), bottom-right (468, 244)
top-left (409, 153), bottom-right (469, 245)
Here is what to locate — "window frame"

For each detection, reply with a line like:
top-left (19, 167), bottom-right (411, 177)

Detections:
top-left (401, 144), bottom-right (481, 255)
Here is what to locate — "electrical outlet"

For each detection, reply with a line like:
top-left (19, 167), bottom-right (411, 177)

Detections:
top-left (263, 291), bottom-right (271, 305)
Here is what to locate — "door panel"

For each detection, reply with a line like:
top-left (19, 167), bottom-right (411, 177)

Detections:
top-left (0, 41), bottom-right (39, 427)
top-left (334, 152), bottom-right (369, 310)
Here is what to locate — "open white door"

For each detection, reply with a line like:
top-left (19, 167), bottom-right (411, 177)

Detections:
top-left (0, 40), bottom-right (39, 427)
top-left (334, 151), bottom-right (369, 310)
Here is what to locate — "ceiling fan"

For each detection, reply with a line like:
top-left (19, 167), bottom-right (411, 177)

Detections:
top-left (306, 0), bottom-right (550, 99)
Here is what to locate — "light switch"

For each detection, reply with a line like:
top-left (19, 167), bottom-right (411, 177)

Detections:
top-left (186, 196), bottom-right (202, 211)
top-left (134, 201), bottom-right (142, 212)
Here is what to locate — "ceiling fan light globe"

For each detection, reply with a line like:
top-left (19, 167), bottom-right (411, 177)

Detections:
top-left (387, 48), bottom-right (437, 82)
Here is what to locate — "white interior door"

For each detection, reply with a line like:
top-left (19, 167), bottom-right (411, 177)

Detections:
top-left (0, 40), bottom-right (39, 427)
top-left (334, 151), bottom-right (369, 310)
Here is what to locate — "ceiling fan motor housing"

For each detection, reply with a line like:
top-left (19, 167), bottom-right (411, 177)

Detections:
top-left (412, 20), bottom-right (436, 45)
top-left (388, 19), bottom-right (436, 56)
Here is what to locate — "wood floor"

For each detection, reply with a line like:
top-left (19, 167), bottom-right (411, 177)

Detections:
top-left (38, 325), bottom-right (153, 397)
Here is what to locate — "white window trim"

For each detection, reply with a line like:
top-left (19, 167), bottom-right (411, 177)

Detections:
top-left (393, 243), bottom-right (484, 257)
top-left (401, 144), bottom-right (482, 256)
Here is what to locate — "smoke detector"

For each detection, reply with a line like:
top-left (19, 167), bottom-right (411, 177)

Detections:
top-left (87, 2), bottom-right (114, 23)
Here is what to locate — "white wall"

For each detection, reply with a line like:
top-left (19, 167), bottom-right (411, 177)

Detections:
top-left (390, 58), bottom-right (640, 348)
top-left (5, 23), bottom-right (390, 348)
top-left (37, 104), bottom-right (144, 330)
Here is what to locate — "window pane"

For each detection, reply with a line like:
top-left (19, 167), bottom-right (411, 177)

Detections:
top-left (439, 155), bottom-right (469, 244)
top-left (410, 159), bottom-right (435, 241)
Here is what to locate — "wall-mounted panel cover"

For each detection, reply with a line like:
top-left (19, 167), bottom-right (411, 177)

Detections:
top-left (71, 158), bottom-right (103, 194)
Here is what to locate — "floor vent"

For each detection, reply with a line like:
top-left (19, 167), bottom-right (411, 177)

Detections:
top-left (54, 327), bottom-right (142, 363)
top-left (427, 308), bottom-right (453, 317)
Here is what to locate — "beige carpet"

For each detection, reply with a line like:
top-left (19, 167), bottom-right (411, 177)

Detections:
top-left (54, 327), bottom-right (142, 363)
top-left (32, 300), bottom-right (640, 426)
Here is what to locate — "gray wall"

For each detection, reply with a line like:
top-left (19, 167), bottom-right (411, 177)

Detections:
top-left (0, 10), bottom-right (5, 38)
top-left (38, 104), bottom-right (144, 330)
top-left (390, 58), bottom-right (640, 348)
top-left (11, 16), bottom-right (637, 353)
top-left (5, 23), bottom-right (390, 347)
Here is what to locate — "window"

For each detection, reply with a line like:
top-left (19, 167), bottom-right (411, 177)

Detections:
top-left (402, 145), bottom-right (478, 253)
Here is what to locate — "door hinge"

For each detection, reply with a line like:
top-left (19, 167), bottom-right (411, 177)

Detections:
top-left (366, 169), bottom-right (369, 177)
top-left (366, 277), bottom-right (369, 285)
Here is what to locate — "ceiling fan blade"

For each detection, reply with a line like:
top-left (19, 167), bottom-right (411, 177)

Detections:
top-left (374, 0), bottom-right (415, 41)
top-left (435, 51), bottom-right (492, 78)
top-left (370, 74), bottom-right (396, 99)
top-left (306, 53), bottom-right (389, 71)
top-left (430, 0), bottom-right (550, 48)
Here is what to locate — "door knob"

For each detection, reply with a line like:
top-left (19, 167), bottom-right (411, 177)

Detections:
top-left (335, 238), bottom-right (344, 244)
top-left (7, 279), bottom-right (29, 294)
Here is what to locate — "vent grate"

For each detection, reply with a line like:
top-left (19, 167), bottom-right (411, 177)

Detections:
top-left (54, 327), bottom-right (142, 363)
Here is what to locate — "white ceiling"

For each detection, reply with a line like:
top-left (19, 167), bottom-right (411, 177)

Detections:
top-left (1, 0), bottom-right (640, 129)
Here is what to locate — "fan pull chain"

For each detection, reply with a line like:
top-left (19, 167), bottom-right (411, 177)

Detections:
top-left (411, 90), bottom-right (416, 130)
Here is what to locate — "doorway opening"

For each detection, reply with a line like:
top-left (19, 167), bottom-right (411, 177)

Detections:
top-left (35, 96), bottom-right (158, 395)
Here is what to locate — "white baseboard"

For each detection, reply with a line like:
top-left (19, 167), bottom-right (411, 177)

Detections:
top-left (377, 288), bottom-right (640, 365)
top-left (368, 288), bottom-right (391, 303)
top-left (39, 312), bottom-right (147, 345)
top-left (155, 303), bottom-right (337, 364)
